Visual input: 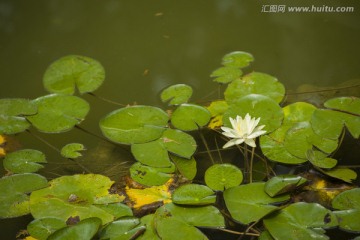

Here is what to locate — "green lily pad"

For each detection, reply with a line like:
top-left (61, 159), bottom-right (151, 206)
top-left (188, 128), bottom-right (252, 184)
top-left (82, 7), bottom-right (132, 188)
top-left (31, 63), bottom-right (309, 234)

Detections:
top-left (100, 105), bottom-right (169, 144)
top-left (155, 203), bottom-right (225, 228)
top-left (43, 55), bottom-right (105, 95)
top-left (264, 202), bottom-right (338, 240)
top-left (96, 202), bottom-right (133, 219)
top-left (138, 214), bottom-right (160, 240)
top-left (221, 51), bottom-right (254, 68)
top-left (30, 174), bottom-right (125, 224)
top-left (162, 129), bottom-right (197, 158)
top-left (48, 217), bottom-right (102, 240)
top-left (0, 98), bottom-right (37, 134)
top-left (172, 184), bottom-right (216, 205)
top-left (207, 100), bottom-right (228, 117)
top-left (0, 173), bottom-right (48, 218)
top-left (27, 217), bottom-right (66, 240)
top-left (170, 155), bottom-right (197, 180)
top-left (319, 167), bottom-right (357, 183)
top-left (27, 94), bottom-right (90, 133)
top-left (171, 104), bottom-right (211, 131)
top-left (130, 162), bottom-right (174, 186)
top-left (3, 149), bottom-right (47, 173)
top-left (210, 66), bottom-right (242, 84)
top-left (324, 97), bottom-right (360, 115)
top-left (61, 143), bottom-right (85, 159)
top-left (306, 150), bottom-right (337, 169)
top-left (160, 84), bottom-right (193, 105)
top-left (99, 217), bottom-right (146, 240)
top-left (265, 175), bottom-right (307, 197)
top-left (223, 94), bottom-right (283, 133)
top-left (223, 182), bottom-right (290, 224)
top-left (225, 72), bottom-right (285, 103)
top-left (259, 230), bottom-right (275, 240)
top-left (282, 102), bottom-right (316, 125)
top-left (204, 164), bottom-right (243, 191)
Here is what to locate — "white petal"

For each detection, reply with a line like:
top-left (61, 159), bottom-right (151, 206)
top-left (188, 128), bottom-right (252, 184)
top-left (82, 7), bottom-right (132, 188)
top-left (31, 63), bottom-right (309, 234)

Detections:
top-left (234, 138), bottom-right (245, 145)
top-left (222, 130), bottom-right (239, 138)
top-left (223, 139), bottom-right (237, 148)
top-left (248, 130), bottom-right (267, 139)
top-left (244, 138), bottom-right (256, 147)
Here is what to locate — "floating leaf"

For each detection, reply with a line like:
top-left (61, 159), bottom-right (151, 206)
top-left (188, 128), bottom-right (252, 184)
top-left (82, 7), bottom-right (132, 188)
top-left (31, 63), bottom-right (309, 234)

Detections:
top-left (319, 167), bottom-right (357, 183)
top-left (171, 104), bottom-right (211, 131)
top-left (130, 162), bottom-right (174, 186)
top-left (223, 94), bottom-right (283, 133)
top-left (160, 84), bottom-right (193, 105)
top-left (47, 217), bottom-right (101, 240)
top-left (307, 150), bottom-right (337, 169)
top-left (43, 55), bottom-right (105, 95)
top-left (207, 100), bottom-right (228, 117)
top-left (170, 155), bottom-right (197, 180)
top-left (221, 51), bottom-right (254, 68)
top-left (172, 184), bottom-right (216, 205)
top-left (264, 202), bottom-right (338, 240)
top-left (27, 94), bottom-right (89, 133)
top-left (99, 217), bottom-right (146, 240)
top-left (210, 66), bottom-right (242, 84)
top-left (162, 129), bottom-right (197, 158)
top-left (138, 214), bottom-right (160, 240)
top-left (131, 140), bottom-right (171, 168)
top-left (259, 230), bottom-right (275, 240)
top-left (3, 149), bottom-right (46, 173)
top-left (282, 102), bottom-right (316, 125)
top-left (61, 143), bottom-right (85, 159)
top-left (27, 217), bottom-right (66, 240)
top-left (225, 72), bottom-right (285, 103)
top-left (0, 98), bottom-right (37, 134)
top-left (100, 105), bottom-right (169, 144)
top-left (324, 96), bottom-right (360, 115)
top-left (96, 203), bottom-right (133, 219)
top-left (0, 173), bottom-right (48, 218)
top-left (30, 174), bottom-right (125, 224)
top-left (224, 182), bottom-right (289, 224)
top-left (265, 175), bottom-right (307, 197)
top-left (205, 164), bottom-right (243, 191)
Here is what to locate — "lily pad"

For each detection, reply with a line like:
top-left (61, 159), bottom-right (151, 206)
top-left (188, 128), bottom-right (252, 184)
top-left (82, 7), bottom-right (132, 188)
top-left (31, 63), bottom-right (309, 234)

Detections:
top-left (27, 94), bottom-right (90, 133)
top-left (172, 184), bottom-right (216, 205)
top-left (223, 182), bottom-right (290, 224)
top-left (221, 51), bottom-right (254, 68)
top-left (100, 105), bottom-right (169, 144)
top-left (30, 174), bottom-right (125, 224)
top-left (47, 217), bottom-right (102, 240)
top-left (171, 104), bottom-right (211, 131)
top-left (204, 164), bottom-right (243, 191)
top-left (130, 162), bottom-right (174, 186)
top-left (61, 143), bottom-right (85, 159)
top-left (265, 175), bottom-right (307, 197)
top-left (324, 97), bottom-right (360, 115)
top-left (306, 150), bottom-right (337, 169)
top-left (0, 98), bottom-right (37, 134)
top-left (99, 217), bottom-right (146, 240)
top-left (3, 149), bottom-right (47, 173)
top-left (170, 155), bottom-right (197, 180)
top-left (96, 203), bottom-right (133, 219)
top-left (210, 66), bottom-right (242, 84)
top-left (264, 202), bottom-right (338, 240)
top-left (207, 100), bottom-right (228, 117)
top-left (0, 173), bottom-right (48, 218)
top-left (224, 72), bottom-right (285, 103)
top-left (138, 214), bottom-right (160, 240)
top-left (160, 84), bottom-right (193, 105)
top-left (319, 167), bottom-right (357, 183)
top-left (223, 94), bottom-right (283, 133)
top-left (27, 217), bottom-right (66, 240)
top-left (43, 55), bottom-right (105, 95)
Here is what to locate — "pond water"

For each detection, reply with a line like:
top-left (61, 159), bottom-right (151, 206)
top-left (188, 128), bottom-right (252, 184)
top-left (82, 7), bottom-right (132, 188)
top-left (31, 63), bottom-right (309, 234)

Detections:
top-left (0, 0), bottom-right (360, 239)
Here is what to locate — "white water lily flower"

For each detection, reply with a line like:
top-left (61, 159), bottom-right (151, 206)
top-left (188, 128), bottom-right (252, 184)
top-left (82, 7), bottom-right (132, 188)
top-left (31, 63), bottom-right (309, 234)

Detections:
top-left (221, 113), bottom-right (267, 148)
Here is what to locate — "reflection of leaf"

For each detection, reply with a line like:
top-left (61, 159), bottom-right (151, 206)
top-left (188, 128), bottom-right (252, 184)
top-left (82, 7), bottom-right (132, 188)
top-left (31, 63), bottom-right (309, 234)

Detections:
top-left (171, 104), bottom-right (211, 131)
top-left (205, 164), bottom-right (243, 191)
top-left (3, 149), bottom-right (47, 173)
top-left (43, 55), bottom-right (105, 95)
top-left (160, 84), bottom-right (193, 105)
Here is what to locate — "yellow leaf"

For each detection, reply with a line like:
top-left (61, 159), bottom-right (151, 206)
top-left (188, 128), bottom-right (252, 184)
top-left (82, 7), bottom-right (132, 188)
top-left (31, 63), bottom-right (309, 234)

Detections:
top-left (207, 115), bottom-right (223, 129)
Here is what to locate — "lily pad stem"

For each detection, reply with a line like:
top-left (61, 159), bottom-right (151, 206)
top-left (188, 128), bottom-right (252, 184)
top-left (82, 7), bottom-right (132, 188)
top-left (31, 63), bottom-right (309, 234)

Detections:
top-left (198, 129), bottom-right (215, 165)
top-left (87, 92), bottom-right (126, 106)
top-left (249, 147), bottom-right (255, 183)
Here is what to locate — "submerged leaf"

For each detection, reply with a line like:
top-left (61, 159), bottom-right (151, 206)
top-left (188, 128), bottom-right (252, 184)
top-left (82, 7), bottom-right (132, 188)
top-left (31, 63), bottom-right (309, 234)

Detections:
top-left (160, 84), bottom-right (193, 105)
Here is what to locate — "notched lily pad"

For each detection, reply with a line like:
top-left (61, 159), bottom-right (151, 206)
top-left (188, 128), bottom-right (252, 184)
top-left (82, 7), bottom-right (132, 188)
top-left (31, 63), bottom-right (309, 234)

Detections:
top-left (205, 164), bottom-right (243, 191)
top-left (160, 84), bottom-right (193, 105)
top-left (265, 175), bottom-right (307, 197)
top-left (170, 155), bottom-right (197, 180)
top-left (3, 149), bottom-right (47, 173)
top-left (172, 184), bottom-right (216, 205)
top-left (210, 66), bottom-right (242, 84)
top-left (221, 51), bottom-right (254, 68)
top-left (27, 217), bottom-right (67, 240)
top-left (99, 217), bottom-right (146, 240)
top-left (61, 143), bottom-right (86, 159)
top-left (43, 55), bottom-right (105, 95)
top-left (171, 104), bottom-right (211, 131)
top-left (130, 162), bottom-right (174, 186)
top-left (319, 167), bottom-right (357, 183)
top-left (324, 96), bottom-right (360, 115)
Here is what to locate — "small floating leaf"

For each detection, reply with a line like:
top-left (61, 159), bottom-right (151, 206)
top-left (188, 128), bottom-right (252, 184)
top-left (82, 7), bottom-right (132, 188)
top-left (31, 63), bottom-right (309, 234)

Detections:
top-left (43, 55), bottom-right (105, 95)
top-left (171, 104), bottom-right (211, 131)
top-left (170, 155), bottom-right (197, 180)
top-left (99, 217), bottom-right (146, 240)
top-left (306, 150), bottom-right (337, 169)
top-left (61, 143), bottom-right (85, 159)
top-left (27, 94), bottom-right (90, 133)
top-left (130, 162), bottom-right (174, 186)
top-left (221, 51), bottom-right (254, 68)
top-left (27, 217), bottom-right (66, 240)
top-left (265, 175), bottom-right (307, 197)
top-left (224, 72), bottom-right (285, 103)
top-left (172, 184), bottom-right (216, 205)
top-left (3, 149), bottom-right (47, 173)
top-left (205, 164), bottom-right (243, 191)
top-left (47, 217), bottom-right (101, 240)
top-left (160, 84), bottom-right (193, 105)
top-left (100, 105), bottom-right (169, 144)
top-left (224, 182), bottom-right (289, 224)
top-left (210, 66), bottom-right (242, 84)
top-left (319, 167), bottom-right (357, 183)
top-left (324, 96), bottom-right (360, 115)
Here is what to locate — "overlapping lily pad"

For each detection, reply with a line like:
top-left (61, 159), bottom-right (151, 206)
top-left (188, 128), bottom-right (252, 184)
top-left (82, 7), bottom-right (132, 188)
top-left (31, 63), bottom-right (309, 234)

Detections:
top-left (61, 143), bottom-right (86, 159)
top-left (205, 164), bottom-right (243, 191)
top-left (319, 167), bottom-right (357, 183)
top-left (30, 174), bottom-right (125, 224)
top-left (223, 182), bottom-right (289, 224)
top-left (265, 175), bottom-right (307, 197)
top-left (264, 202), bottom-right (338, 240)
top-left (3, 149), bottom-right (47, 173)
top-left (130, 162), bottom-right (174, 186)
top-left (224, 72), bottom-right (285, 103)
top-left (170, 155), bottom-right (197, 180)
top-left (138, 214), bottom-right (160, 240)
top-left (160, 84), bottom-right (193, 105)
top-left (0, 173), bottom-right (48, 218)
top-left (172, 184), bottom-right (216, 205)
top-left (99, 217), bottom-right (146, 240)
top-left (171, 104), bottom-right (211, 131)
top-left (0, 98), bottom-right (37, 134)
top-left (210, 66), bottom-right (243, 84)
top-left (43, 55), bottom-right (105, 95)
top-left (100, 105), bottom-right (169, 144)
top-left (27, 94), bottom-right (90, 133)
top-left (27, 217), bottom-right (66, 240)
